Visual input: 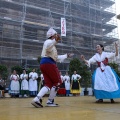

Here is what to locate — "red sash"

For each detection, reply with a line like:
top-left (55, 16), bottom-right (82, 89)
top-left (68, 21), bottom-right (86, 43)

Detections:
top-left (97, 58), bottom-right (108, 72)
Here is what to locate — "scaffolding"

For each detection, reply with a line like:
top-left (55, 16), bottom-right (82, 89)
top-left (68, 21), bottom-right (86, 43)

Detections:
top-left (0, 0), bottom-right (119, 71)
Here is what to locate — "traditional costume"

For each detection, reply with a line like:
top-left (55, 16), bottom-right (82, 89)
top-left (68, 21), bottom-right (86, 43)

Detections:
top-left (71, 74), bottom-right (81, 94)
top-left (88, 51), bottom-right (120, 100)
top-left (20, 73), bottom-right (29, 97)
top-left (31, 28), bottom-right (69, 107)
top-left (29, 71), bottom-right (38, 96)
top-left (64, 75), bottom-right (70, 96)
top-left (10, 74), bottom-right (20, 96)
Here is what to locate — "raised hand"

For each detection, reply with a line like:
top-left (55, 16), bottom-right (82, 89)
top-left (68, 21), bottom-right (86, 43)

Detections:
top-left (67, 53), bottom-right (74, 58)
top-left (55, 34), bottom-right (61, 41)
top-left (81, 55), bottom-right (85, 61)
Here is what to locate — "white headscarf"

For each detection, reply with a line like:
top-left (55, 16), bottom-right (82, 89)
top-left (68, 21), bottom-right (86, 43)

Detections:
top-left (47, 28), bottom-right (57, 38)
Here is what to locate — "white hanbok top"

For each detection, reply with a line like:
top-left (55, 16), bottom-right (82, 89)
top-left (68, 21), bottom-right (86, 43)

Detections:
top-left (87, 51), bottom-right (118, 92)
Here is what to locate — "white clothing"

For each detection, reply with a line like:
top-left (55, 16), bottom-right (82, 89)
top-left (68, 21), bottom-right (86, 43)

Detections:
top-left (64, 75), bottom-right (70, 90)
top-left (87, 52), bottom-right (118, 92)
top-left (61, 75), bottom-right (64, 83)
top-left (10, 74), bottom-right (20, 93)
top-left (71, 74), bottom-right (81, 81)
top-left (29, 72), bottom-right (38, 91)
top-left (41, 39), bottom-right (67, 62)
top-left (20, 73), bottom-right (28, 90)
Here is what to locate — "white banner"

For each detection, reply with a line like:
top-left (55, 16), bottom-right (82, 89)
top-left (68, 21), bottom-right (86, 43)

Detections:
top-left (61, 18), bottom-right (66, 36)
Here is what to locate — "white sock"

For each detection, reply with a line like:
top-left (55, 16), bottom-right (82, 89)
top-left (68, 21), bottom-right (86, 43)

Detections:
top-left (33, 86), bottom-right (50, 101)
top-left (48, 86), bottom-right (57, 101)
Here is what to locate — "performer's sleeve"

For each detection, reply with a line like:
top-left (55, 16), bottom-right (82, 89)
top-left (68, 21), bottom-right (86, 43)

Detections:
top-left (87, 55), bottom-right (96, 67)
top-left (57, 54), bottom-right (67, 63)
top-left (78, 75), bottom-right (81, 79)
top-left (45, 39), bottom-right (57, 52)
top-left (106, 52), bottom-right (115, 59)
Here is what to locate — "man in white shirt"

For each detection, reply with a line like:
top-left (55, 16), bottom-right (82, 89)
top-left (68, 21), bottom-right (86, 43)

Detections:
top-left (31, 28), bottom-right (73, 108)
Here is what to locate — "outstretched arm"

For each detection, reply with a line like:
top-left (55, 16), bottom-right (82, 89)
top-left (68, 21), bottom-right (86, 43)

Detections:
top-left (57, 53), bottom-right (74, 63)
top-left (81, 55), bottom-right (88, 65)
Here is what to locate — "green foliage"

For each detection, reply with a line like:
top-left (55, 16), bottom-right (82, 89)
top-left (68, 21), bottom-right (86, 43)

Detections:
top-left (27, 68), bottom-right (33, 74)
top-left (108, 62), bottom-right (120, 76)
top-left (0, 64), bottom-right (8, 80)
top-left (69, 58), bottom-right (91, 90)
top-left (11, 66), bottom-right (23, 75)
top-left (69, 58), bottom-right (82, 76)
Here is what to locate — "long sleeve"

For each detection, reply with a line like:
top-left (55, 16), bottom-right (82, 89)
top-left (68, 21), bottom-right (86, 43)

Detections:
top-left (57, 54), bottom-right (67, 63)
top-left (87, 55), bottom-right (96, 67)
top-left (106, 52), bottom-right (115, 59)
top-left (44, 39), bottom-right (57, 52)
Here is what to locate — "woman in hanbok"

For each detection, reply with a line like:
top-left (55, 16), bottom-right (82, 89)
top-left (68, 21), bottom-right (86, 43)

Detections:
top-left (20, 69), bottom-right (29, 97)
top-left (71, 71), bottom-right (81, 96)
top-left (10, 70), bottom-right (20, 97)
top-left (81, 43), bottom-right (120, 103)
top-left (29, 68), bottom-right (38, 97)
top-left (64, 72), bottom-right (70, 96)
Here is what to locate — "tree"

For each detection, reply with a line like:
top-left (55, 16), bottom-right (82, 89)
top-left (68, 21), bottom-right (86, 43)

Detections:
top-left (69, 58), bottom-right (91, 91)
top-left (0, 64), bottom-right (8, 80)
top-left (11, 66), bottom-right (23, 75)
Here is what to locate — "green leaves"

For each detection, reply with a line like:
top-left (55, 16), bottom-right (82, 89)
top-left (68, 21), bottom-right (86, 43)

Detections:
top-left (0, 64), bottom-right (8, 79)
top-left (11, 66), bottom-right (23, 75)
top-left (69, 58), bottom-right (91, 89)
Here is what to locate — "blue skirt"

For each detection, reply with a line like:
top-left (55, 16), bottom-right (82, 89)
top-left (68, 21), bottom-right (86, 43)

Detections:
top-left (92, 68), bottom-right (120, 99)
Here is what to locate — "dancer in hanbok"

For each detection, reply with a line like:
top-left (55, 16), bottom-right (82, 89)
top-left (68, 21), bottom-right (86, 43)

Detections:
top-left (10, 70), bottom-right (20, 97)
top-left (31, 28), bottom-right (73, 108)
top-left (81, 43), bottom-right (120, 103)
top-left (71, 71), bottom-right (81, 96)
top-left (29, 68), bottom-right (38, 97)
top-left (64, 72), bottom-right (70, 96)
top-left (20, 69), bottom-right (29, 97)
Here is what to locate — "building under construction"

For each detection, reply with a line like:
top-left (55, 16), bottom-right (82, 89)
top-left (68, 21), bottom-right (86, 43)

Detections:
top-left (0, 0), bottom-right (119, 71)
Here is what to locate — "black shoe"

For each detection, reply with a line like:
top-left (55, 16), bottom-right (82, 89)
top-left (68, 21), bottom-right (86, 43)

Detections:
top-left (111, 99), bottom-right (115, 103)
top-left (96, 99), bottom-right (103, 103)
top-left (31, 99), bottom-right (43, 108)
top-left (46, 99), bottom-right (59, 107)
